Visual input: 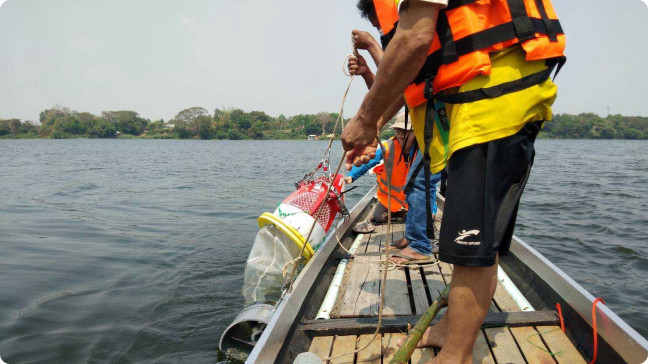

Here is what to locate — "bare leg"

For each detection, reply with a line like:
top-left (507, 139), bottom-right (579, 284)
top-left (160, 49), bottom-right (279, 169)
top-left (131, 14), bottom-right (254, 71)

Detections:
top-left (400, 256), bottom-right (499, 351)
top-left (433, 261), bottom-right (498, 363)
top-left (398, 310), bottom-right (448, 348)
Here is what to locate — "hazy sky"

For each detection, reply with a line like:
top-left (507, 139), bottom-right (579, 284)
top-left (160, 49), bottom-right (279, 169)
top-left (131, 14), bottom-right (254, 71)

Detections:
top-left (1, 0), bottom-right (647, 123)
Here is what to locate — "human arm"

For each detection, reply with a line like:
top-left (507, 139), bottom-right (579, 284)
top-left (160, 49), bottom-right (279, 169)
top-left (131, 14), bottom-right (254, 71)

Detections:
top-left (347, 146), bottom-right (384, 182)
top-left (342, 1), bottom-right (441, 169)
top-left (341, 94), bottom-right (406, 169)
top-left (352, 30), bottom-right (383, 66)
top-left (377, 96), bottom-right (407, 131)
top-left (347, 54), bottom-right (375, 89)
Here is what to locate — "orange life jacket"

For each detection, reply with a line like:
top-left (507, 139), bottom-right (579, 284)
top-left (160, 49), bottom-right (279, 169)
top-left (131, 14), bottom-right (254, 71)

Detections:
top-left (373, 0), bottom-right (566, 108)
top-left (374, 138), bottom-right (415, 212)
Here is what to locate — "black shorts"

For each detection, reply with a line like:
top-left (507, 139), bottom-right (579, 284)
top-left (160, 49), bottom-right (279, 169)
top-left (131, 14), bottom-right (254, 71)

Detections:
top-left (438, 121), bottom-right (542, 267)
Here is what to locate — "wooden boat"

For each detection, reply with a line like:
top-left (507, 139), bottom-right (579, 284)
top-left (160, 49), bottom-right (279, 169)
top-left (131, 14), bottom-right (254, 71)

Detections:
top-left (244, 186), bottom-right (648, 363)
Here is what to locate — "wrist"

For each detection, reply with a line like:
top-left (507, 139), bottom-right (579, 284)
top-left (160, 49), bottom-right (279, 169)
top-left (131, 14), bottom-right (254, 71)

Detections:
top-left (362, 70), bottom-right (374, 80)
top-left (356, 109), bottom-right (378, 128)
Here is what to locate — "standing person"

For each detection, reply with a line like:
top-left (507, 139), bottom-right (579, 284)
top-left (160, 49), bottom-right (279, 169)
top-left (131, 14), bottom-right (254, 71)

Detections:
top-left (389, 140), bottom-right (442, 264)
top-left (341, 0), bottom-right (565, 363)
top-left (347, 19), bottom-right (443, 259)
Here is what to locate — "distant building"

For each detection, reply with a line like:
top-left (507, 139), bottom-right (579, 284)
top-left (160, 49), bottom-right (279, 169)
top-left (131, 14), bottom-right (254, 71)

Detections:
top-left (164, 124), bottom-right (175, 130)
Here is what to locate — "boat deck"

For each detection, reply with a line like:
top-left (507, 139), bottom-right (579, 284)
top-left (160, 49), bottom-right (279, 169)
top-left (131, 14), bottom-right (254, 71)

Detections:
top-left (308, 222), bottom-right (587, 363)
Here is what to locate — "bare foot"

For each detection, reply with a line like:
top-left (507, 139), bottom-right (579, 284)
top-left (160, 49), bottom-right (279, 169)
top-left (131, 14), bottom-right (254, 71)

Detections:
top-left (398, 313), bottom-right (448, 348)
top-left (389, 246), bottom-right (430, 265)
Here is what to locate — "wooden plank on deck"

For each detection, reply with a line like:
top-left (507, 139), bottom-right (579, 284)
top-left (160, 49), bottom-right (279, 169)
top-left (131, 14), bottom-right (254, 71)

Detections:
top-left (300, 311), bottom-right (559, 336)
top-left (510, 325), bottom-right (556, 364)
top-left (492, 279), bottom-right (523, 312)
top-left (491, 269), bottom-right (566, 363)
top-left (339, 259), bottom-right (371, 317)
top-left (309, 336), bottom-right (334, 362)
top-left (484, 326), bottom-right (526, 363)
top-left (356, 334), bottom-right (382, 364)
top-left (437, 261), bottom-right (454, 284)
top-left (384, 267), bottom-right (412, 316)
top-left (382, 333), bottom-right (406, 363)
top-left (536, 326), bottom-right (587, 364)
top-left (411, 347), bottom-right (436, 363)
top-left (409, 267), bottom-right (430, 314)
top-left (354, 227), bottom-right (383, 316)
top-left (474, 331), bottom-right (496, 364)
top-left (422, 263), bottom-right (445, 295)
top-left (329, 335), bottom-right (357, 364)
top-left (366, 224), bottom-right (386, 252)
top-left (339, 229), bottom-right (377, 317)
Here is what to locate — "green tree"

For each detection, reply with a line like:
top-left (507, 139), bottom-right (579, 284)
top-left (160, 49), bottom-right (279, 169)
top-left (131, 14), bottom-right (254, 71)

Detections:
top-left (249, 120), bottom-right (265, 139)
top-left (249, 111), bottom-right (272, 124)
top-left (622, 128), bottom-right (644, 139)
top-left (215, 130), bottom-right (228, 139)
top-left (40, 107), bottom-right (70, 126)
top-left (196, 115), bottom-right (215, 139)
top-left (53, 115), bottom-right (87, 135)
top-left (103, 111), bottom-right (148, 135)
top-left (146, 120), bottom-right (167, 135)
top-left (173, 121), bottom-right (193, 139)
top-left (303, 120), bottom-right (320, 135)
top-left (20, 121), bottom-right (37, 135)
top-left (89, 119), bottom-right (116, 138)
top-left (174, 107), bottom-right (209, 137)
top-left (0, 121), bottom-right (9, 136)
top-left (227, 129), bottom-right (244, 140)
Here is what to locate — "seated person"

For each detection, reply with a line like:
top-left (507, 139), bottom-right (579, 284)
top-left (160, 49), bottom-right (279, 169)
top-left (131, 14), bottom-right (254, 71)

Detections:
top-left (346, 113), bottom-right (416, 232)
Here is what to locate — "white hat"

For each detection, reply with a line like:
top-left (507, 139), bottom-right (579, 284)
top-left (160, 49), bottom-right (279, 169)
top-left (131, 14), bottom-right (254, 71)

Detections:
top-left (390, 112), bottom-right (412, 131)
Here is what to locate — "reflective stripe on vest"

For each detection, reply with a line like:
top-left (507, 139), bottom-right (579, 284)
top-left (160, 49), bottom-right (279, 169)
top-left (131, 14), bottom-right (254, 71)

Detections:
top-left (373, 0), bottom-right (566, 108)
top-left (376, 138), bottom-right (410, 212)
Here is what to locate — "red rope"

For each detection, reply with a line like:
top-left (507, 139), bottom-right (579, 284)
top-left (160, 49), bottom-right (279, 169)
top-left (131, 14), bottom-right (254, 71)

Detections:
top-left (555, 303), bottom-right (566, 333)
top-left (589, 298), bottom-right (605, 364)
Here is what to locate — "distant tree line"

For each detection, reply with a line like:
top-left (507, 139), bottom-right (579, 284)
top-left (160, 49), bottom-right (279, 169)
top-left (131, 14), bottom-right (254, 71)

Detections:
top-left (1, 107), bottom-right (647, 140)
top-left (0, 106), bottom-right (343, 140)
top-left (541, 113), bottom-right (648, 139)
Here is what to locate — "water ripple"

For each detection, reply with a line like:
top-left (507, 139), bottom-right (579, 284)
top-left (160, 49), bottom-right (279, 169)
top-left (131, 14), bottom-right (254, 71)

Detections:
top-left (0, 139), bottom-right (646, 363)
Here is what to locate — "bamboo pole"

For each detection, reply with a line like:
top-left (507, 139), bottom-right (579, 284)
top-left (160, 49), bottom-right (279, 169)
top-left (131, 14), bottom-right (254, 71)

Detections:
top-left (390, 283), bottom-right (451, 364)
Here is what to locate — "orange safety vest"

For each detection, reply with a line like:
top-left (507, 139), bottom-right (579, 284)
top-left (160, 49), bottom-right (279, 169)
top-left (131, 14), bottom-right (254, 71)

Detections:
top-left (374, 138), bottom-right (415, 212)
top-left (373, 0), bottom-right (566, 108)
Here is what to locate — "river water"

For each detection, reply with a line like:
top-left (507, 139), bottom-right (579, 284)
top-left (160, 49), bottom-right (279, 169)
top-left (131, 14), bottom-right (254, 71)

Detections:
top-left (0, 139), bottom-right (646, 363)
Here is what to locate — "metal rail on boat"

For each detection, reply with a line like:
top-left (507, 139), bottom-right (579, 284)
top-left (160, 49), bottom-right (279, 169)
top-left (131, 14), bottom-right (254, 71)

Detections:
top-left (246, 186), bottom-right (377, 364)
top-left (508, 235), bottom-right (648, 363)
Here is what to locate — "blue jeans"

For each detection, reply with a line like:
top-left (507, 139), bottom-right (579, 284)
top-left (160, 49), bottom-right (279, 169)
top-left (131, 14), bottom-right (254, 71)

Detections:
top-left (406, 151), bottom-right (441, 256)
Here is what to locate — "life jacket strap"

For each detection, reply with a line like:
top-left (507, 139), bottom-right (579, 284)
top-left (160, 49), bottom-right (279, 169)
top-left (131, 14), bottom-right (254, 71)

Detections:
top-left (412, 0), bottom-right (565, 86)
top-left (432, 56), bottom-right (566, 104)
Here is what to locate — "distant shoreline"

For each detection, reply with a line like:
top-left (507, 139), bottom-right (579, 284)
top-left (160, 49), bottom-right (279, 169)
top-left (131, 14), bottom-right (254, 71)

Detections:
top-left (2, 107), bottom-right (647, 140)
top-left (3, 134), bottom-right (648, 141)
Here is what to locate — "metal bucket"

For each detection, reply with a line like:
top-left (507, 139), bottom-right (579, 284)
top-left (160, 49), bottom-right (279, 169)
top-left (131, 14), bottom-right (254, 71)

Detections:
top-left (219, 303), bottom-right (274, 355)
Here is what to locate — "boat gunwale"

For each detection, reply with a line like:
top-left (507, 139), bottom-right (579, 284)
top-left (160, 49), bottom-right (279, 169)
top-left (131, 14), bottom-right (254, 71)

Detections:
top-left (508, 235), bottom-right (648, 363)
top-left (246, 185), bottom-right (377, 364)
top-left (246, 187), bottom-right (648, 364)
